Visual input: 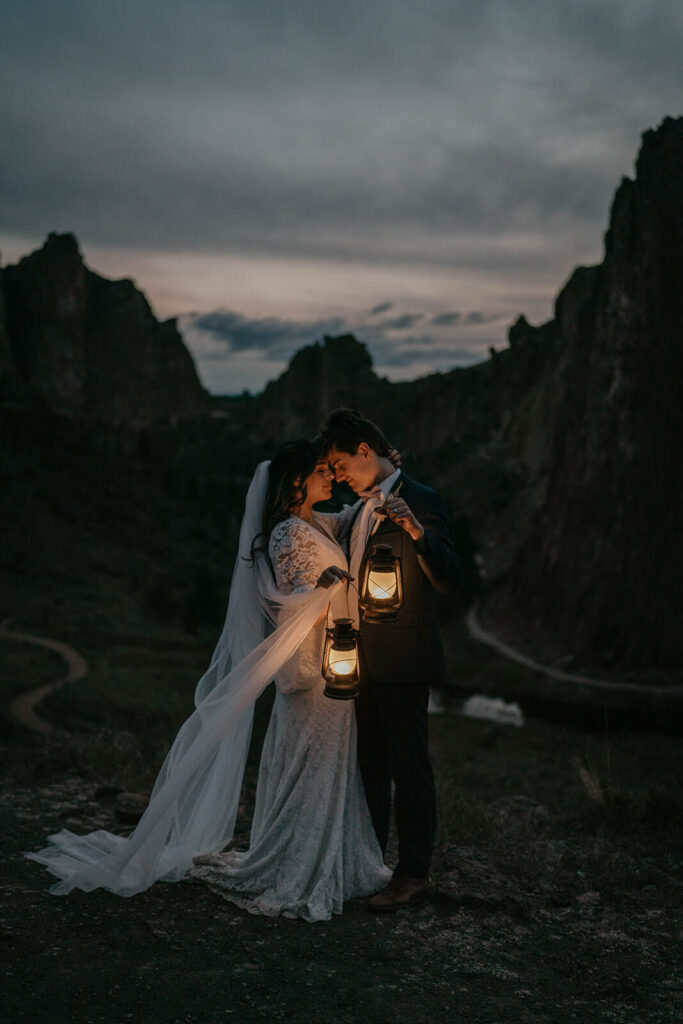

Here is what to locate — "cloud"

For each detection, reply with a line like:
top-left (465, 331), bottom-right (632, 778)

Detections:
top-left (429, 310), bottom-right (502, 326)
top-left (1, 0), bottom-right (680, 276)
top-left (371, 340), bottom-right (483, 369)
top-left (182, 302), bottom-right (504, 391)
top-left (379, 313), bottom-right (424, 330)
top-left (188, 310), bottom-right (346, 360)
top-left (431, 312), bottom-right (461, 326)
top-left (463, 311), bottom-right (502, 325)
top-left (2, 0), bottom-right (681, 397)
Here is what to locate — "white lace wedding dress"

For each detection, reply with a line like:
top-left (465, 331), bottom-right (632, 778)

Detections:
top-left (189, 513), bottom-right (390, 921)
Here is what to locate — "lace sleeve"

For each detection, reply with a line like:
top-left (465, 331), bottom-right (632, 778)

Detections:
top-left (268, 519), bottom-right (320, 594)
top-left (268, 519), bottom-right (325, 695)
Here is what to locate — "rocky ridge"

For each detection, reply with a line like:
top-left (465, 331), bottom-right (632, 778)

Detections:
top-left (2, 118), bottom-right (681, 673)
top-left (1, 233), bottom-right (209, 425)
top-left (249, 118), bottom-right (683, 670)
top-left (499, 118), bottom-right (683, 668)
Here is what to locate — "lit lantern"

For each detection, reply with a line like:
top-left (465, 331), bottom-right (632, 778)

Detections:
top-left (322, 618), bottom-right (360, 700)
top-left (359, 543), bottom-right (404, 623)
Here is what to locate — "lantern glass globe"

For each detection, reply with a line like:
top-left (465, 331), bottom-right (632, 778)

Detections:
top-left (367, 569), bottom-right (398, 602)
top-left (328, 648), bottom-right (358, 677)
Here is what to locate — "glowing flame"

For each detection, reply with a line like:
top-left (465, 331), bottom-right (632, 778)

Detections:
top-left (329, 649), bottom-right (357, 677)
top-left (330, 660), bottom-right (354, 676)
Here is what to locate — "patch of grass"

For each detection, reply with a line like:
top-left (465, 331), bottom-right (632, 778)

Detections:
top-left (0, 639), bottom-right (65, 705)
top-left (429, 710), bottom-right (682, 915)
top-left (43, 633), bottom-right (214, 751)
top-left (3, 405), bottom-right (681, 965)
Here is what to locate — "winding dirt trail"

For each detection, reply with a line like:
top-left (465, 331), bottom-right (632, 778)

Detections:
top-left (1, 618), bottom-right (89, 734)
top-left (465, 606), bottom-right (683, 700)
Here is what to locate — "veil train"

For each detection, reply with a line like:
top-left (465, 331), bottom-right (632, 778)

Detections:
top-left (26, 461), bottom-right (340, 897)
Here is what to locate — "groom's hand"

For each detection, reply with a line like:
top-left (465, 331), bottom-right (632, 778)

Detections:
top-left (383, 495), bottom-right (425, 542)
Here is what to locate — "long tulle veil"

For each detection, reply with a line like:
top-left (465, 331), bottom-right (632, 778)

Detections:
top-left (26, 461), bottom-right (338, 897)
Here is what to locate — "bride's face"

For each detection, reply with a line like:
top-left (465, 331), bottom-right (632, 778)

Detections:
top-left (302, 460), bottom-right (334, 506)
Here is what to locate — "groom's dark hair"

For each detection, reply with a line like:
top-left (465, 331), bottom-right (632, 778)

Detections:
top-left (319, 408), bottom-right (391, 457)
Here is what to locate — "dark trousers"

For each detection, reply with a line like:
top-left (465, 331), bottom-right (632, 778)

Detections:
top-left (355, 683), bottom-right (436, 879)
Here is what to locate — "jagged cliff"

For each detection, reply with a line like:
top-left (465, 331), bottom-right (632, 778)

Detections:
top-left (1, 233), bottom-right (209, 425)
top-left (0, 260), bottom-right (23, 398)
top-left (246, 117), bottom-right (683, 670)
top-left (497, 118), bottom-right (683, 668)
top-left (258, 334), bottom-right (390, 440)
top-left (1, 118), bottom-right (680, 672)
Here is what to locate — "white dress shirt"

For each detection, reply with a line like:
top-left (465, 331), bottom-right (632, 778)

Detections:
top-left (348, 467), bottom-right (401, 625)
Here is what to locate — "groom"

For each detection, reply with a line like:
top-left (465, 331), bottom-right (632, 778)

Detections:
top-left (320, 408), bottom-right (461, 911)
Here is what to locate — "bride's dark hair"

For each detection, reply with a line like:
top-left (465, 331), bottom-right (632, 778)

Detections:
top-left (250, 438), bottom-right (324, 560)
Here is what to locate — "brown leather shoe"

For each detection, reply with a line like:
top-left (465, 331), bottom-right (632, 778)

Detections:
top-left (368, 874), bottom-right (430, 913)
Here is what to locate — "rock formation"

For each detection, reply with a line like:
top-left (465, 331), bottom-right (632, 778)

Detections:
top-left (0, 254), bottom-right (23, 399)
top-left (246, 117), bottom-right (683, 671)
top-left (258, 333), bottom-right (391, 440)
top-left (1, 233), bottom-right (209, 425)
top-left (2, 117), bottom-right (680, 672)
top-left (499, 117), bottom-right (683, 668)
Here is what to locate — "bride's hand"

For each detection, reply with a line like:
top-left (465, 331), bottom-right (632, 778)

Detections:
top-left (388, 446), bottom-right (402, 469)
top-left (316, 566), bottom-right (354, 589)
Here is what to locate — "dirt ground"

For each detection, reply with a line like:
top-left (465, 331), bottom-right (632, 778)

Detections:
top-left (2, 712), bottom-right (681, 1024)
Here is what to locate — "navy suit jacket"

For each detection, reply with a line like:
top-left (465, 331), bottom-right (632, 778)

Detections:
top-left (349, 472), bottom-right (461, 686)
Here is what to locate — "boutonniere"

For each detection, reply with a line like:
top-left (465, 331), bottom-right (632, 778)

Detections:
top-left (370, 481), bottom-right (403, 536)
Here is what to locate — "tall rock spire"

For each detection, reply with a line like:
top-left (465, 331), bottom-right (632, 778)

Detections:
top-left (500, 116), bottom-right (683, 667)
top-left (1, 233), bottom-right (209, 425)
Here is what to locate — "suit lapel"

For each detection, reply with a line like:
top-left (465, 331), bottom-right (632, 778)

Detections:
top-left (348, 470), bottom-right (408, 564)
top-left (359, 470), bottom-right (407, 564)
top-left (390, 471), bottom-right (406, 495)
top-left (346, 500), bottom-right (364, 561)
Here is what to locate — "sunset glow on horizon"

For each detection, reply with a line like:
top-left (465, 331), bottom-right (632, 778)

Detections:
top-left (2, 1), bottom-right (680, 393)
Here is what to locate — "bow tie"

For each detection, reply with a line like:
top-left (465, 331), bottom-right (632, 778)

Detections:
top-left (359, 486), bottom-right (384, 504)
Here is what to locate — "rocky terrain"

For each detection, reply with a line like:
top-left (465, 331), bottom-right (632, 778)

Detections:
top-left (1, 233), bottom-right (209, 425)
top-left (1, 117), bottom-right (682, 1024)
top-left (500, 120), bottom-right (683, 670)
top-left (251, 118), bottom-right (683, 673)
top-left (2, 118), bottom-right (682, 679)
top-left (2, 695), bottom-right (681, 1024)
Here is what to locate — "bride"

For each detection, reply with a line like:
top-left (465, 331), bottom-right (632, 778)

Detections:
top-left (26, 440), bottom-right (391, 921)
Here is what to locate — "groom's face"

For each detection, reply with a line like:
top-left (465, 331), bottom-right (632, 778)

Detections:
top-left (328, 443), bottom-right (376, 493)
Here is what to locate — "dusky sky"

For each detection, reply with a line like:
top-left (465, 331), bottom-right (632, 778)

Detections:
top-left (1, 1), bottom-right (681, 392)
